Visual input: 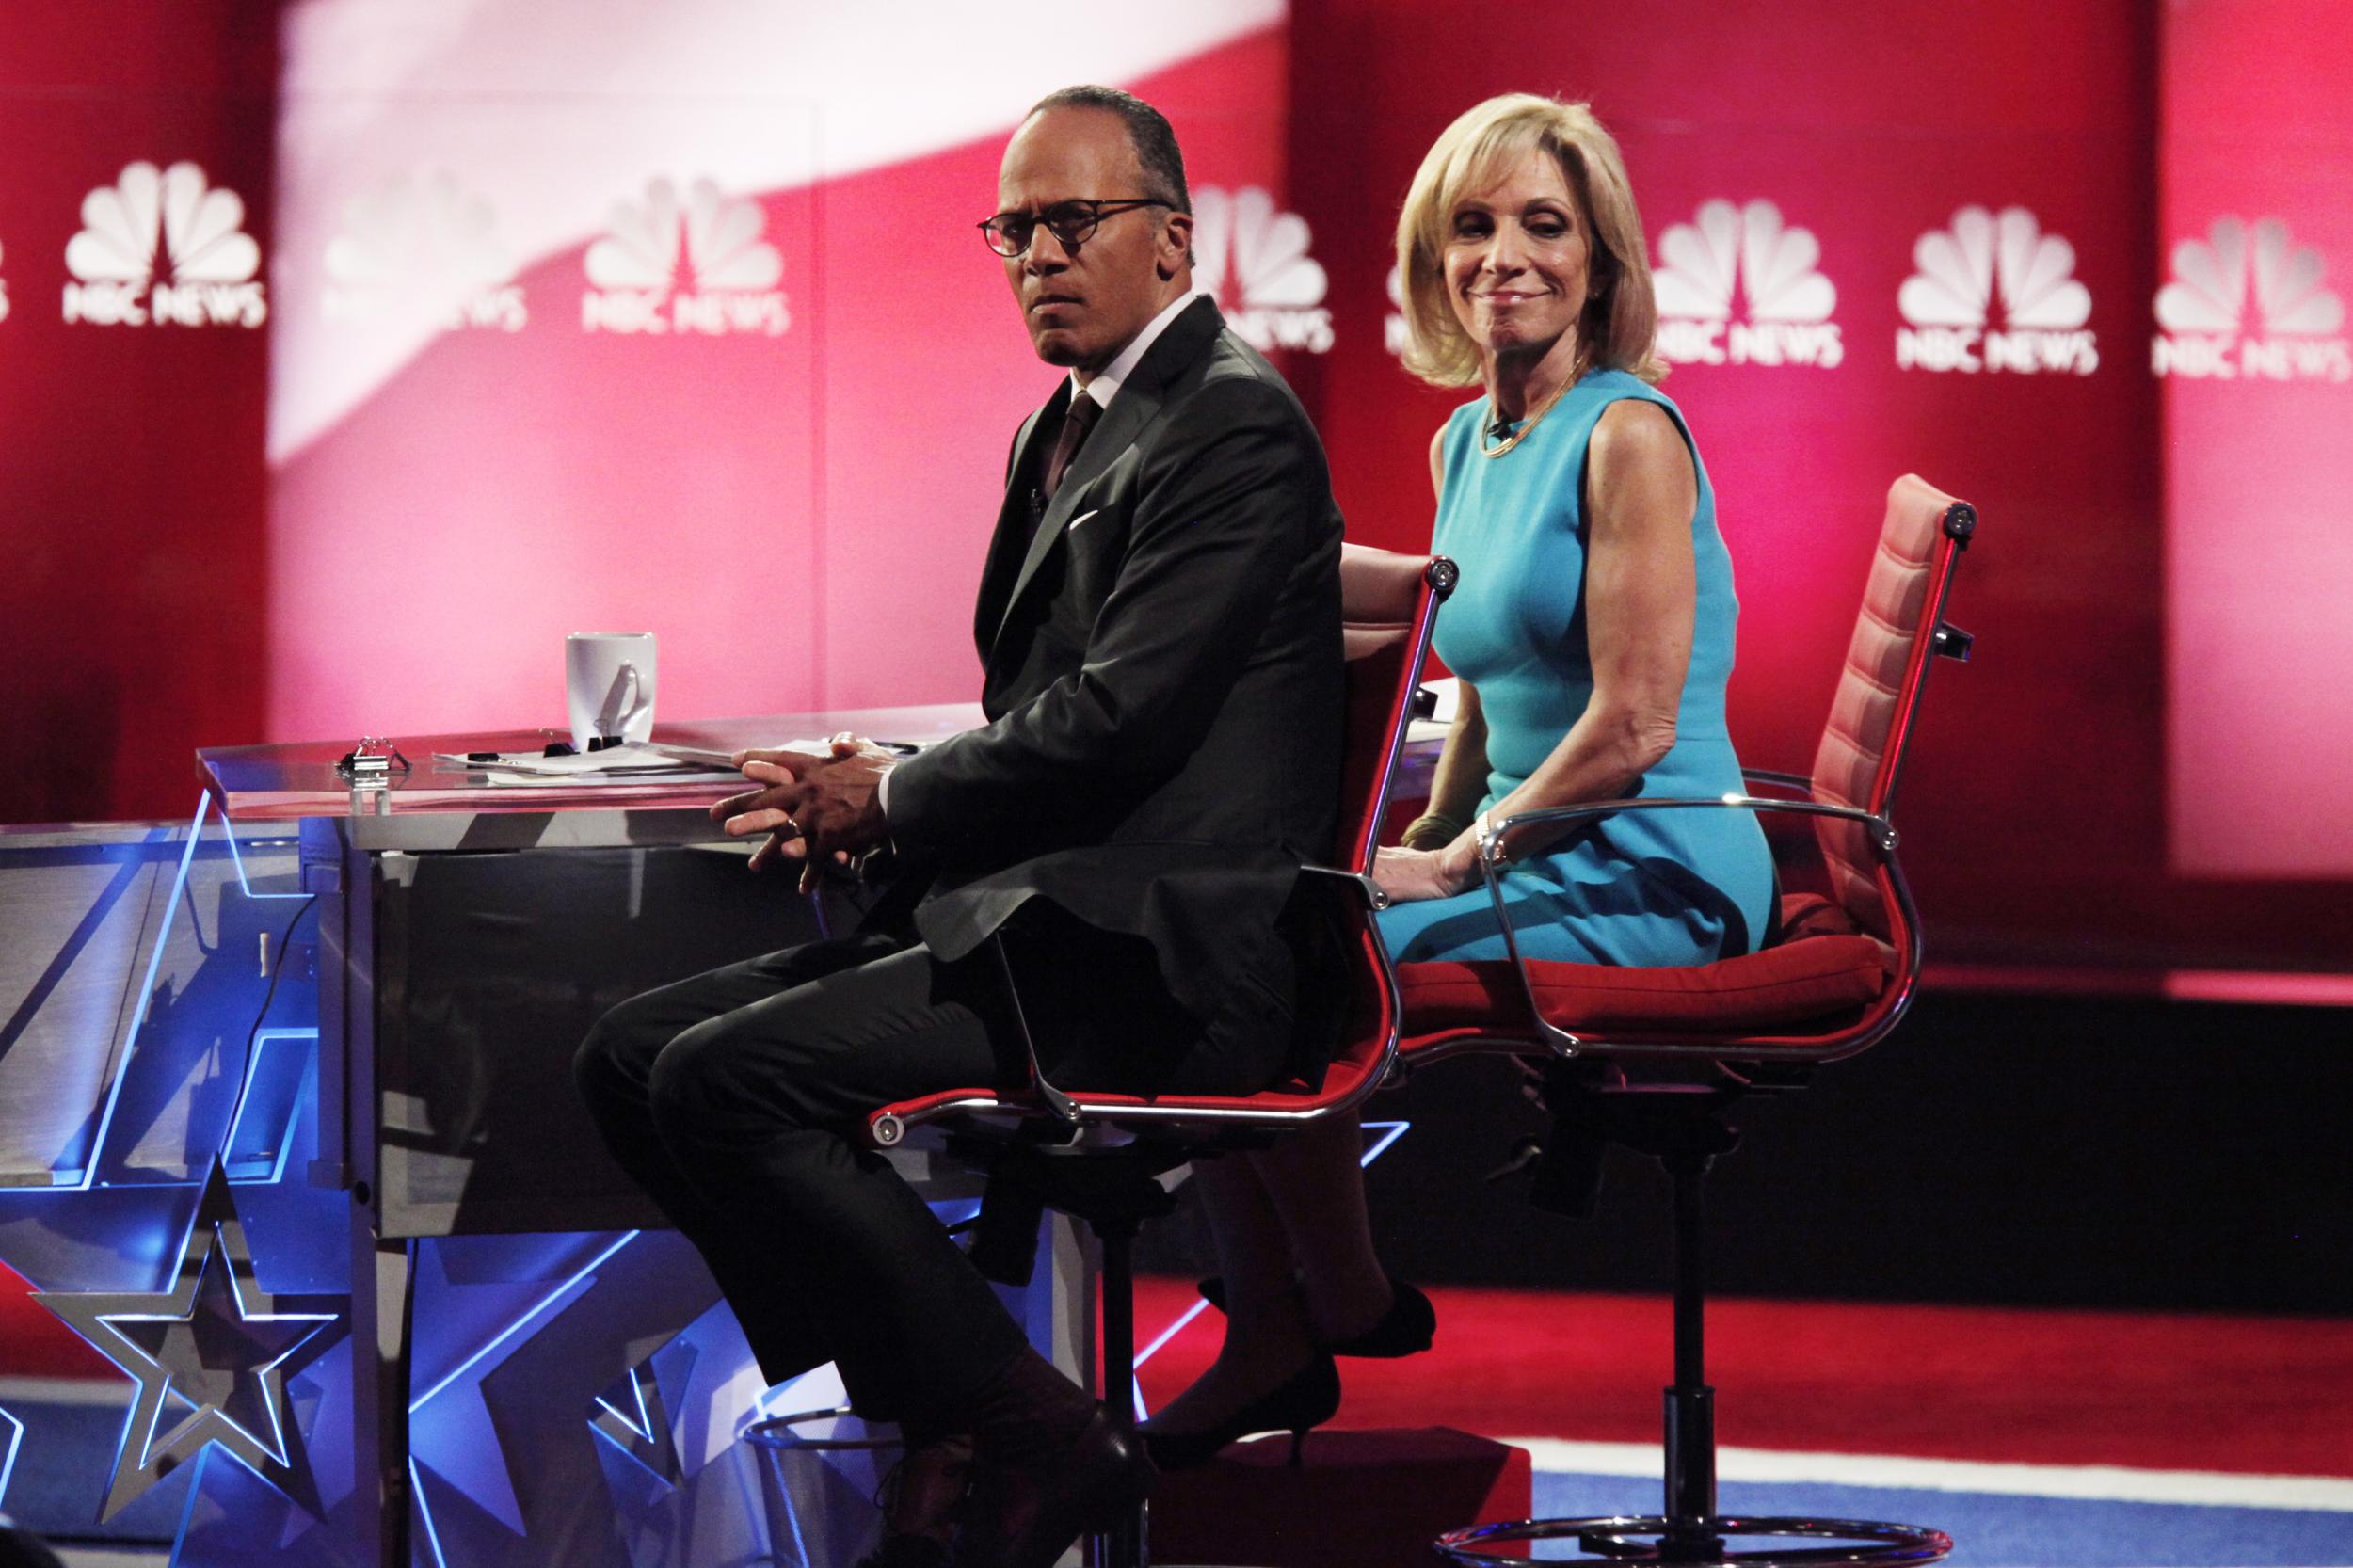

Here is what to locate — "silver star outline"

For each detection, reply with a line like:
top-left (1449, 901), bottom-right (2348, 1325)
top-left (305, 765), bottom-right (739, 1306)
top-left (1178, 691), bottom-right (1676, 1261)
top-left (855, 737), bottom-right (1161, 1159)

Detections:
top-left (588, 1343), bottom-right (693, 1486)
top-left (35, 1161), bottom-right (347, 1520)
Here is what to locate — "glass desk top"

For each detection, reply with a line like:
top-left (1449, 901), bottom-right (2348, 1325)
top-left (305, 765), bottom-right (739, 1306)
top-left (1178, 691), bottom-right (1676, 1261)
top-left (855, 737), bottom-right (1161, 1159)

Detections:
top-left (197, 704), bottom-right (988, 849)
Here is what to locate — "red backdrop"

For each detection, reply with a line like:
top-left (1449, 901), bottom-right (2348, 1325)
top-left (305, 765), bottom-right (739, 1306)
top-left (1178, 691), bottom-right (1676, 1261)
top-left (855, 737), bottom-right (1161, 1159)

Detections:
top-left (0, 1), bottom-right (276, 824)
top-left (4, 0), bottom-right (2349, 982)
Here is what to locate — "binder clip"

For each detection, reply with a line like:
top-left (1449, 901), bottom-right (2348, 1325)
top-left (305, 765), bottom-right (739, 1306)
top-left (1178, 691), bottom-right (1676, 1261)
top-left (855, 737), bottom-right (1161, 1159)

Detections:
top-left (336, 737), bottom-right (410, 788)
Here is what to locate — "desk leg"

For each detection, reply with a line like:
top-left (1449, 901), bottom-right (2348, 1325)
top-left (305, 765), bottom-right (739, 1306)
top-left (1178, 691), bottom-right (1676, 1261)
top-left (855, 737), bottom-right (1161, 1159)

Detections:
top-left (1048, 1214), bottom-right (1097, 1568)
top-left (313, 824), bottom-right (414, 1564)
top-left (1044, 1211), bottom-right (1094, 1392)
top-left (348, 1212), bottom-right (413, 1568)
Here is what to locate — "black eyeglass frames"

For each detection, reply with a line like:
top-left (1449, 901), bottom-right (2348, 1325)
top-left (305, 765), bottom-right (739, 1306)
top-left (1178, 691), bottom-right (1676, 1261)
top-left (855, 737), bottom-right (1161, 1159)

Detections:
top-left (979, 198), bottom-right (1173, 258)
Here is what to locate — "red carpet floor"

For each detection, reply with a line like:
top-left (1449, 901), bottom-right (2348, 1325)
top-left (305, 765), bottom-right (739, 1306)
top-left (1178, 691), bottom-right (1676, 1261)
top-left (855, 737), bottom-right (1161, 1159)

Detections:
top-left (1131, 1277), bottom-right (2353, 1479)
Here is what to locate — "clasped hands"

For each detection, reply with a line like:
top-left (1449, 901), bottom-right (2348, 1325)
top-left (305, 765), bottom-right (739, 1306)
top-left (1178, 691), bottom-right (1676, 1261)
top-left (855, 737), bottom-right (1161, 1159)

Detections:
top-left (712, 734), bottom-right (896, 892)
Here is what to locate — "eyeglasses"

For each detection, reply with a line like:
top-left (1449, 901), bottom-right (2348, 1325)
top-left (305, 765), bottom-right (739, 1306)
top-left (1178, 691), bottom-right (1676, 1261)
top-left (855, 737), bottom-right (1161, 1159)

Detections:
top-left (979, 198), bottom-right (1172, 258)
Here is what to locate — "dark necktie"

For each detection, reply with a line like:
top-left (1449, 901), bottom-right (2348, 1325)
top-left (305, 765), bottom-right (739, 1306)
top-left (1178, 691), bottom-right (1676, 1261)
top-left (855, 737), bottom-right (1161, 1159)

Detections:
top-left (1041, 392), bottom-right (1102, 503)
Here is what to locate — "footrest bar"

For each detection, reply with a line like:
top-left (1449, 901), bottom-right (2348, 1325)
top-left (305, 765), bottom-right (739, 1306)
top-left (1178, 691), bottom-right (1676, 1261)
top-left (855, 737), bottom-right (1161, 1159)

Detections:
top-left (1435, 1513), bottom-right (1952, 1568)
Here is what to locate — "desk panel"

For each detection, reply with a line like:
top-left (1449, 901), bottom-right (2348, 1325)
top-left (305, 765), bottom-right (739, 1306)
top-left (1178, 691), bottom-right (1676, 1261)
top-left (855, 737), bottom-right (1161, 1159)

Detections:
top-left (366, 840), bottom-right (831, 1237)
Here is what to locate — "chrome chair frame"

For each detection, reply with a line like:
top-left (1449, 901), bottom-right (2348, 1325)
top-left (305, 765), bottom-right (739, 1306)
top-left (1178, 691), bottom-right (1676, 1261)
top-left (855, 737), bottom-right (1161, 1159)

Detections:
top-left (1466, 788), bottom-right (1917, 1064)
top-left (866, 553), bottom-right (1456, 1152)
top-left (860, 551), bottom-right (1456, 1568)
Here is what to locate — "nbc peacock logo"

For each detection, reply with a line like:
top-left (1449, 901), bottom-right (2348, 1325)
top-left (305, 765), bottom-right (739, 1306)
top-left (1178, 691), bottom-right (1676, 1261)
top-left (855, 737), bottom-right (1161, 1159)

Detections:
top-left (1192, 187), bottom-right (1332, 355)
top-left (2152, 217), bottom-right (2347, 382)
top-left (581, 177), bottom-right (789, 337)
top-left (1651, 200), bottom-right (1841, 368)
top-left (324, 169), bottom-right (527, 333)
top-left (63, 162), bottom-right (267, 328)
top-left (1896, 206), bottom-right (2097, 376)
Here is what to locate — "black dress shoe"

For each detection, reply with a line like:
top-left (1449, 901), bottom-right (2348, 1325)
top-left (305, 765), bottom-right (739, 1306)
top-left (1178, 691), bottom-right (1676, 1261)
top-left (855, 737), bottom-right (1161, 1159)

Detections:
top-left (966, 1409), bottom-right (1155, 1568)
top-left (852, 1536), bottom-right (951, 1568)
top-left (1196, 1273), bottom-right (1437, 1358)
top-left (854, 1434), bottom-right (974, 1568)
top-left (1139, 1351), bottom-right (1340, 1472)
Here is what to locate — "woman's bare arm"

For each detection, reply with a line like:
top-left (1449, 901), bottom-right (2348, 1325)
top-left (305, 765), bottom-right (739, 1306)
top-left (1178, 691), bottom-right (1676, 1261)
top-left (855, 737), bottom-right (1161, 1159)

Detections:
top-left (1402, 423), bottom-right (1491, 847)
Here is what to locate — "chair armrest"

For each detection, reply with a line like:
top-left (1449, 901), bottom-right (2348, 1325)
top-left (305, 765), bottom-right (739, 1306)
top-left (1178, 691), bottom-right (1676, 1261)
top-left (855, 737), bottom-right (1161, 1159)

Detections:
top-left (1301, 861), bottom-right (1391, 910)
top-left (872, 857), bottom-right (1403, 1147)
top-left (1738, 768), bottom-right (1817, 796)
top-left (1480, 795), bottom-right (1897, 857)
top-left (983, 860), bottom-right (1386, 1127)
top-left (1465, 795), bottom-right (1912, 1061)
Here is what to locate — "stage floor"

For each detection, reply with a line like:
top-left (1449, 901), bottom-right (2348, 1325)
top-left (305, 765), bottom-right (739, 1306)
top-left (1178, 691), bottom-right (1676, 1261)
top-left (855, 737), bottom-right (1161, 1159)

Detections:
top-left (8, 1279), bottom-right (2345, 1564)
top-left (1133, 1278), bottom-right (2353, 1567)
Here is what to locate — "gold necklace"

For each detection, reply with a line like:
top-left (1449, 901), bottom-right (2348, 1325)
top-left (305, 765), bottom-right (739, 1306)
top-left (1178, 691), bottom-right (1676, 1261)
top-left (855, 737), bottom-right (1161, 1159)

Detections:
top-left (1478, 368), bottom-right (1577, 458)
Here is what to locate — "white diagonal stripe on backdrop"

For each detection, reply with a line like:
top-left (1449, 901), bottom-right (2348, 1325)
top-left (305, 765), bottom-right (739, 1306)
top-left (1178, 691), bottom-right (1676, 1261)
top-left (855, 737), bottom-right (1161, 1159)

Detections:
top-left (270, 0), bottom-right (1285, 461)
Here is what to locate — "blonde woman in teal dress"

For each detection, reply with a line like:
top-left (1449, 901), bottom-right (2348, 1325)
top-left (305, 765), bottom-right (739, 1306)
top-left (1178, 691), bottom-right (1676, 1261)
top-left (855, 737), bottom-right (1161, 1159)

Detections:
top-left (1142, 94), bottom-right (1772, 1469)
top-left (1375, 96), bottom-right (1773, 960)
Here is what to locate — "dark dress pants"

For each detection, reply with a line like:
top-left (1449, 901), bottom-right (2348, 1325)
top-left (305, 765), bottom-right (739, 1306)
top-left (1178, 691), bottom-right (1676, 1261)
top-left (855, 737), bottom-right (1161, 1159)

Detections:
top-left (573, 913), bottom-right (1292, 1430)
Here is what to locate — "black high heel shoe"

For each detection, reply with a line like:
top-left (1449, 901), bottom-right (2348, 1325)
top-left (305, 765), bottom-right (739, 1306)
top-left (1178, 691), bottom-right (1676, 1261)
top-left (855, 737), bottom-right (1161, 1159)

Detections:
top-left (1139, 1352), bottom-right (1340, 1472)
top-left (1195, 1273), bottom-right (1436, 1359)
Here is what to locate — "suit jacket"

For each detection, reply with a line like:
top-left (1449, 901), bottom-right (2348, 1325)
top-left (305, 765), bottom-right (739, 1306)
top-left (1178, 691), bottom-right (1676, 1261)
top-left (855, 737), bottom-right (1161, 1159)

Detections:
top-left (883, 296), bottom-right (1345, 1054)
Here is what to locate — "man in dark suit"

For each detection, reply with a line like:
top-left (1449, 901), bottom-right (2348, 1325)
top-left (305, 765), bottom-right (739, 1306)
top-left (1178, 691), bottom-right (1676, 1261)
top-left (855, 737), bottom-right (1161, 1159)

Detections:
top-left (575, 85), bottom-right (1342, 1568)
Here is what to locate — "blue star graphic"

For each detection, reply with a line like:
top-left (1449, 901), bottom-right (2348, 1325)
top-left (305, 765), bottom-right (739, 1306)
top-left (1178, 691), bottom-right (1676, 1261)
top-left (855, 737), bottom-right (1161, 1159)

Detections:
top-left (34, 1162), bottom-right (346, 1520)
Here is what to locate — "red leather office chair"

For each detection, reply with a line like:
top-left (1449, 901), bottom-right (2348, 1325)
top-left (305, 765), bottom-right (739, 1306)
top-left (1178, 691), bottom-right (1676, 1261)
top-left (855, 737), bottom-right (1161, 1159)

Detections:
top-left (865, 545), bottom-right (1455, 1568)
top-left (1398, 476), bottom-right (1977, 1568)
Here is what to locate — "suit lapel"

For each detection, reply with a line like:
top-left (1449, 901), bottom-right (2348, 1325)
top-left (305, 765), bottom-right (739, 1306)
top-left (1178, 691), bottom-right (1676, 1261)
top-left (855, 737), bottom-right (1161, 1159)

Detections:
top-left (973, 397), bottom-right (1061, 661)
top-left (990, 296), bottom-right (1224, 654)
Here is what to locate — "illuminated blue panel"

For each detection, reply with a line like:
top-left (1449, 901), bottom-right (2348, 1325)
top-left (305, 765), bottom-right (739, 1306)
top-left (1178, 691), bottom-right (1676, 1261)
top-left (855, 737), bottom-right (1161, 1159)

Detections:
top-left (0, 1403), bottom-right (22, 1509)
top-left (587, 1341), bottom-right (692, 1485)
top-left (220, 1030), bottom-right (318, 1185)
top-left (410, 1232), bottom-right (639, 1416)
top-left (411, 1458), bottom-right (454, 1568)
top-left (220, 823), bottom-right (310, 902)
top-left (54, 796), bottom-right (208, 1189)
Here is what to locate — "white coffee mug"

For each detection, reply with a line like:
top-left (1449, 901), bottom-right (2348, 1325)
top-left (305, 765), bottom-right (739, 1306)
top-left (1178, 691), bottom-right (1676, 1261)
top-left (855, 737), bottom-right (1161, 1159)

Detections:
top-left (567, 632), bottom-right (657, 748)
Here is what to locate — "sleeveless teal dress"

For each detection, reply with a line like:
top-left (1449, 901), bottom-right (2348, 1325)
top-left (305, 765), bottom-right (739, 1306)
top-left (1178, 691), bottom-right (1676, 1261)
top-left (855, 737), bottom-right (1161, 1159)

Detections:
top-left (1377, 370), bottom-right (1775, 965)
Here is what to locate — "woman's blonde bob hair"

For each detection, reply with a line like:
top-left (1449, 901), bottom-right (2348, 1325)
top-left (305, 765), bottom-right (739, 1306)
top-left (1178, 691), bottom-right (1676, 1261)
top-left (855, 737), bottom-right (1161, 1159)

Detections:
top-left (1395, 94), bottom-right (1665, 388)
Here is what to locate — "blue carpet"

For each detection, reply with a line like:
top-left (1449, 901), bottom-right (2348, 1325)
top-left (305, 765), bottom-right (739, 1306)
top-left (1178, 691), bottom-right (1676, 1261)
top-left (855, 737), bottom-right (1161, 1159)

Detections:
top-left (1530, 1472), bottom-right (2353, 1566)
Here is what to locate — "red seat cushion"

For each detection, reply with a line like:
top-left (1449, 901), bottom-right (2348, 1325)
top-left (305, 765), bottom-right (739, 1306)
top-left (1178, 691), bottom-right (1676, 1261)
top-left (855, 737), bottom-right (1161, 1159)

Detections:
top-left (1400, 930), bottom-right (1891, 1037)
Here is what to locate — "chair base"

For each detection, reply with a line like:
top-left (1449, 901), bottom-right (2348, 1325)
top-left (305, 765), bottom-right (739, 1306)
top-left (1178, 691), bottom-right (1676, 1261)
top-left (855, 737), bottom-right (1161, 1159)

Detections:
top-left (1435, 1513), bottom-right (1953, 1568)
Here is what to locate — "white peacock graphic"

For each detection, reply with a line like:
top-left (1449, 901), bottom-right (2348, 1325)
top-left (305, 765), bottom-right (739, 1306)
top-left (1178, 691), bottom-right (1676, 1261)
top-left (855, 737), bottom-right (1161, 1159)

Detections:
top-left (2156, 216), bottom-right (2344, 337)
top-left (67, 162), bottom-right (261, 285)
top-left (584, 177), bottom-right (782, 292)
top-left (1652, 200), bottom-right (1834, 323)
top-left (1900, 206), bottom-right (2090, 330)
top-left (1193, 187), bottom-right (1326, 310)
top-left (325, 169), bottom-right (511, 290)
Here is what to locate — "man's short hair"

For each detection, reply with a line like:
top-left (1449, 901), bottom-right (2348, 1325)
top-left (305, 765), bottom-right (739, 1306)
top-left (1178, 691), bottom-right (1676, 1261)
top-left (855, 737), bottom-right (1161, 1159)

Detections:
top-left (1028, 85), bottom-right (1191, 215)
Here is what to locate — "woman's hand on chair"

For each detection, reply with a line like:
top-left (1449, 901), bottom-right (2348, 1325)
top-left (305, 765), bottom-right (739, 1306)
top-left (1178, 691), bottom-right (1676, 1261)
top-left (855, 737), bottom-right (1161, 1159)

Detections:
top-left (1373, 837), bottom-right (1481, 903)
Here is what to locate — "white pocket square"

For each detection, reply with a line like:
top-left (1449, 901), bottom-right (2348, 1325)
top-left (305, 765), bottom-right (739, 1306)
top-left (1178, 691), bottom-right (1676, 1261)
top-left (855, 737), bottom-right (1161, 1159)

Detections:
top-left (1066, 508), bottom-right (1100, 532)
